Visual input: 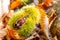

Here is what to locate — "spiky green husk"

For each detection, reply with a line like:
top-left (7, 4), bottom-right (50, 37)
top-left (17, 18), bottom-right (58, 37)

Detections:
top-left (21, 0), bottom-right (33, 5)
top-left (8, 5), bottom-right (40, 37)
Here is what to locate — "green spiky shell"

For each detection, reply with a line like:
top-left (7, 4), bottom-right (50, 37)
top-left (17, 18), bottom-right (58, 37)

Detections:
top-left (8, 5), bottom-right (40, 37)
top-left (20, 0), bottom-right (33, 5)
